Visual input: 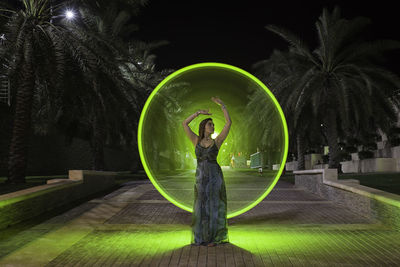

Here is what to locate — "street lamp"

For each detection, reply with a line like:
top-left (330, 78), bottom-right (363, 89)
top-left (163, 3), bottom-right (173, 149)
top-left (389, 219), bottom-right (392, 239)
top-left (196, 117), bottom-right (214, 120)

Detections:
top-left (65, 10), bottom-right (75, 20)
top-left (50, 9), bottom-right (76, 23)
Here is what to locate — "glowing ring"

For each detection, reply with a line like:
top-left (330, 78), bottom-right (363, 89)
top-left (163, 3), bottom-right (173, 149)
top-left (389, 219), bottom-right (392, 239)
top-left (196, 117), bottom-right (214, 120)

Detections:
top-left (138, 62), bottom-right (288, 218)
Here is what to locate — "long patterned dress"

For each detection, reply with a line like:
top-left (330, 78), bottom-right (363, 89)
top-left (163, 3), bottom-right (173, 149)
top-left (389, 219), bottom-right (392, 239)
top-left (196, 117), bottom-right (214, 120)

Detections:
top-left (191, 139), bottom-right (229, 245)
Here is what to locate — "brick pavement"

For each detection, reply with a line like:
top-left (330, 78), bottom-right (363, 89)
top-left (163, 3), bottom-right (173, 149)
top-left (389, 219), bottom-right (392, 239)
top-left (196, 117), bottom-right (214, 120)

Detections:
top-left (0, 179), bottom-right (399, 266)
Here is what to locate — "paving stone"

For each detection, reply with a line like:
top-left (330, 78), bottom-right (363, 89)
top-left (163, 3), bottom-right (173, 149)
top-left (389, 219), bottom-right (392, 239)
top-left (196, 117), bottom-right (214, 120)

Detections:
top-left (1, 179), bottom-right (400, 267)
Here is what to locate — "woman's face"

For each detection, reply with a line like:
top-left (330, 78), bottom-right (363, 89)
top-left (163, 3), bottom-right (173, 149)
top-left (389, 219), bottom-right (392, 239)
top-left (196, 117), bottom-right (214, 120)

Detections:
top-left (205, 120), bottom-right (214, 135)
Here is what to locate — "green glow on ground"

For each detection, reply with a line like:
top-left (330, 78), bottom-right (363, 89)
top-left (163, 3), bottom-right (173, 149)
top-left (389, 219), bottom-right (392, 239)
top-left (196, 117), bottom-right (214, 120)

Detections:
top-left (3, 224), bottom-right (399, 266)
top-left (77, 230), bottom-right (188, 259)
top-left (0, 181), bottom-right (82, 208)
top-left (138, 62), bottom-right (288, 218)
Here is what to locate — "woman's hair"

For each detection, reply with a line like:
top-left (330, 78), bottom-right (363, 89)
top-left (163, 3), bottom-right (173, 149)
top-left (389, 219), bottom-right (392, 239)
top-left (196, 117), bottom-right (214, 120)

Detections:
top-left (198, 118), bottom-right (212, 142)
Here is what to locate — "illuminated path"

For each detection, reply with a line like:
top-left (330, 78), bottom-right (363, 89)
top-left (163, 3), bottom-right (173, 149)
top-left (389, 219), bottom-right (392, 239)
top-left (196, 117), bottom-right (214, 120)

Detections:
top-left (1, 179), bottom-right (400, 266)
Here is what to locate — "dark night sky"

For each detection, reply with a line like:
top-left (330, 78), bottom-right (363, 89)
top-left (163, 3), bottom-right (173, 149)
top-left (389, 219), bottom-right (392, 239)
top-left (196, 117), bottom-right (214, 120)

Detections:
top-left (135, 0), bottom-right (400, 73)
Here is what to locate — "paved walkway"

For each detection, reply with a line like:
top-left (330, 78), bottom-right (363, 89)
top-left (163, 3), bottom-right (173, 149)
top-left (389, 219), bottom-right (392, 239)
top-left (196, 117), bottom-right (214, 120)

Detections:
top-left (0, 179), bottom-right (399, 266)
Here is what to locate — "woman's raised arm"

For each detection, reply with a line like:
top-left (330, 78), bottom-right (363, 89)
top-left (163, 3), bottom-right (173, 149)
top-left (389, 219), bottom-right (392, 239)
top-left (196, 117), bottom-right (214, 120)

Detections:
top-left (182, 109), bottom-right (212, 146)
top-left (212, 97), bottom-right (232, 149)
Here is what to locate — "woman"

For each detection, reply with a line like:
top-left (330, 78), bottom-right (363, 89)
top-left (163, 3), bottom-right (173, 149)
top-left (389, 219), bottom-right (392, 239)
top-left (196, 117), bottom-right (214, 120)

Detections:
top-left (182, 96), bottom-right (232, 247)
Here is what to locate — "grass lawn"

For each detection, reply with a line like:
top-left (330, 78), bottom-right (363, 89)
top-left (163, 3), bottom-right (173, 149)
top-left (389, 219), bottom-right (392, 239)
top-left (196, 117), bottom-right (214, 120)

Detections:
top-left (0, 170), bottom-right (148, 243)
top-left (276, 171), bottom-right (400, 195)
top-left (234, 168), bottom-right (399, 195)
top-left (0, 170), bottom-right (148, 195)
top-left (0, 175), bottom-right (68, 195)
top-left (339, 172), bottom-right (400, 195)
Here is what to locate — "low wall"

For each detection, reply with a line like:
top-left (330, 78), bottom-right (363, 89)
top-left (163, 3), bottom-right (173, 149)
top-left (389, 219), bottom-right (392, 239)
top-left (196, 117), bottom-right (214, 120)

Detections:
top-left (0, 170), bottom-right (116, 230)
top-left (340, 158), bottom-right (399, 173)
top-left (272, 164), bottom-right (280, 170)
top-left (294, 169), bottom-right (400, 231)
top-left (392, 146), bottom-right (400, 159)
top-left (341, 160), bottom-right (360, 173)
top-left (361, 158), bottom-right (398, 172)
top-left (313, 163), bottom-right (329, 169)
top-left (374, 147), bottom-right (392, 158)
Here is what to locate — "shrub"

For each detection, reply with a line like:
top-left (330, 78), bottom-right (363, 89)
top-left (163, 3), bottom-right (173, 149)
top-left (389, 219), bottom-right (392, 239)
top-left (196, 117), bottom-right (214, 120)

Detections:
top-left (358, 150), bottom-right (374, 160)
top-left (346, 138), bottom-right (360, 147)
top-left (389, 127), bottom-right (400, 135)
top-left (344, 146), bottom-right (357, 153)
top-left (365, 142), bottom-right (377, 151)
top-left (322, 155), bottom-right (329, 164)
top-left (339, 152), bottom-right (351, 161)
top-left (338, 142), bottom-right (346, 147)
top-left (389, 138), bottom-right (400, 147)
top-left (388, 127), bottom-right (400, 140)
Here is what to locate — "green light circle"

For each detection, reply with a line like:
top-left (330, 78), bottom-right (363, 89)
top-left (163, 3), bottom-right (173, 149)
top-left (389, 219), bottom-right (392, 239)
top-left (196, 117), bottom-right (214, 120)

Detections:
top-left (138, 62), bottom-right (288, 218)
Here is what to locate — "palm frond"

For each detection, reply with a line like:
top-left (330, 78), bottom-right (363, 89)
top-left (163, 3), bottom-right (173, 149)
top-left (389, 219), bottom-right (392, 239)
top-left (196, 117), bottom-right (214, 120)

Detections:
top-left (265, 24), bottom-right (319, 66)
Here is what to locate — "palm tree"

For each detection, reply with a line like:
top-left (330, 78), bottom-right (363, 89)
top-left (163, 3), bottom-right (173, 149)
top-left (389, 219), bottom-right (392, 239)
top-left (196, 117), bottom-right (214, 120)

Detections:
top-left (48, 2), bottom-right (171, 171)
top-left (0, 0), bottom-right (80, 184)
top-left (263, 6), bottom-right (400, 169)
top-left (66, 6), bottom-right (141, 171)
top-left (252, 49), bottom-right (324, 170)
top-left (0, 0), bottom-right (145, 182)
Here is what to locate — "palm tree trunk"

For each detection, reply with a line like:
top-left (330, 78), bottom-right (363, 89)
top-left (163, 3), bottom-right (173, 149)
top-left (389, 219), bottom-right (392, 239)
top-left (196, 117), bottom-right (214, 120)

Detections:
top-left (296, 134), bottom-right (305, 170)
top-left (91, 113), bottom-right (106, 171)
top-left (7, 56), bottom-right (35, 184)
top-left (325, 109), bottom-right (340, 170)
top-left (89, 79), bottom-right (107, 171)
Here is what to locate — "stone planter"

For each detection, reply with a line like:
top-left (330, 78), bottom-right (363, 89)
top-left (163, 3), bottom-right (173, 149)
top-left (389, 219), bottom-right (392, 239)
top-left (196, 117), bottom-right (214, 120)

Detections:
top-left (392, 146), bottom-right (400, 159)
top-left (313, 163), bottom-right (329, 169)
top-left (0, 170), bottom-right (116, 230)
top-left (285, 161), bottom-right (298, 171)
top-left (340, 158), bottom-right (398, 173)
top-left (294, 169), bottom-right (400, 231)
top-left (360, 158), bottom-right (397, 172)
top-left (304, 153), bottom-right (323, 170)
top-left (340, 160), bottom-right (360, 173)
top-left (351, 153), bottom-right (359, 161)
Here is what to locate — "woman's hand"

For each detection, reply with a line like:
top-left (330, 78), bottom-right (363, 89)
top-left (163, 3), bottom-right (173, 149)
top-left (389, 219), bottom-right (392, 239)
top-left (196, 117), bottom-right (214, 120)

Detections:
top-left (211, 96), bottom-right (224, 106)
top-left (197, 109), bottom-right (212, 115)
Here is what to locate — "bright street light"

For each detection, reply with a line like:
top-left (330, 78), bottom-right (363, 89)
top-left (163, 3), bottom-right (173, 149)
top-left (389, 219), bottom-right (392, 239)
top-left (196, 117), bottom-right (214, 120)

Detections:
top-left (65, 10), bottom-right (75, 19)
